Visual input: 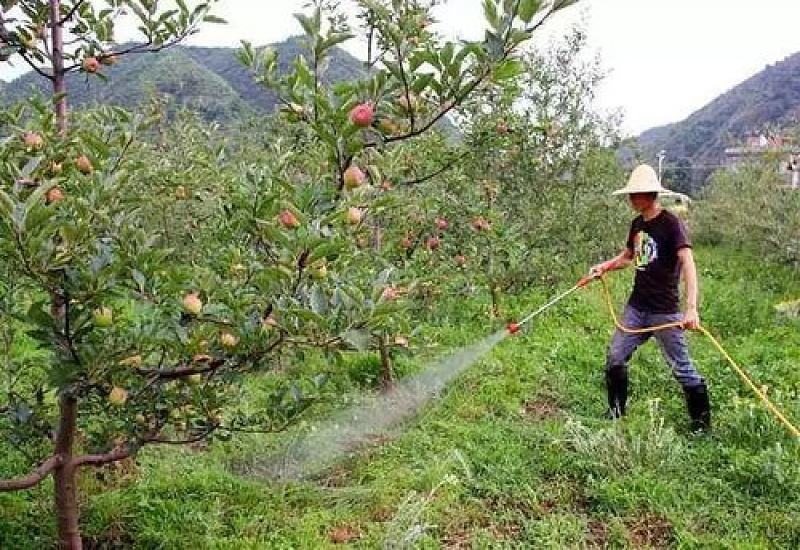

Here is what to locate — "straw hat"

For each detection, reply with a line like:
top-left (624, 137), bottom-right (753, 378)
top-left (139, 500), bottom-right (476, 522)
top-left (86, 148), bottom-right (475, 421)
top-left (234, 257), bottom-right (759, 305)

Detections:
top-left (612, 164), bottom-right (666, 195)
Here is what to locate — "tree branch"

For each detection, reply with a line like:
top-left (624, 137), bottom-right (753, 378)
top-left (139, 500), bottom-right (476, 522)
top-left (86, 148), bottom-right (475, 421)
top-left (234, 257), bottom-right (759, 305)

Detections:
top-left (0, 455), bottom-right (61, 492)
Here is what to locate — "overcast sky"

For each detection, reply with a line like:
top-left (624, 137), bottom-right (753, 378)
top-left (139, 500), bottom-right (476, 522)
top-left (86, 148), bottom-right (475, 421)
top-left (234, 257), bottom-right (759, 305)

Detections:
top-left (3, 1), bottom-right (800, 136)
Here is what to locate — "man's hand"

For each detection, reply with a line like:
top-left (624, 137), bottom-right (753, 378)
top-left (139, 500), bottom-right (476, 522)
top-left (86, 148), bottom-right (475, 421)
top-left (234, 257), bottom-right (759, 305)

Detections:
top-left (682, 307), bottom-right (700, 330)
top-left (590, 259), bottom-right (616, 277)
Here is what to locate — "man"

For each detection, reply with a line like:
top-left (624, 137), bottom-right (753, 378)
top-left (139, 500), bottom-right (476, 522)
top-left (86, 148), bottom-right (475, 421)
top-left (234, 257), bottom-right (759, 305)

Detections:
top-left (590, 163), bottom-right (711, 433)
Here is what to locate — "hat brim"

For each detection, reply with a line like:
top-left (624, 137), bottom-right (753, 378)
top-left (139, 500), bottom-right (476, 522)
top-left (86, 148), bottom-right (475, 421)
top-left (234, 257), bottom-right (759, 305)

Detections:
top-left (612, 186), bottom-right (665, 195)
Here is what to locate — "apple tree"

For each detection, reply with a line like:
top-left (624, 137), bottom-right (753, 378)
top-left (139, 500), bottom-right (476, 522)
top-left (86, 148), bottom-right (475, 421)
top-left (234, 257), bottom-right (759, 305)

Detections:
top-left (238, 0), bottom-right (582, 383)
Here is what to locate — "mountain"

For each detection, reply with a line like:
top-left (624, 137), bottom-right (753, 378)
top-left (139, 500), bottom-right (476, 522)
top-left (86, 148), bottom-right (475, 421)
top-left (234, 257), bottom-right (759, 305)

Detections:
top-left (1, 38), bottom-right (365, 122)
top-left (638, 52), bottom-right (800, 189)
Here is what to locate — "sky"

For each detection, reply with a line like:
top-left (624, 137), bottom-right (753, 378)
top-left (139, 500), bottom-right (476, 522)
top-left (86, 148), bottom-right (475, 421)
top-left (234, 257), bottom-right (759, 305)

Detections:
top-left (3, 1), bottom-right (800, 136)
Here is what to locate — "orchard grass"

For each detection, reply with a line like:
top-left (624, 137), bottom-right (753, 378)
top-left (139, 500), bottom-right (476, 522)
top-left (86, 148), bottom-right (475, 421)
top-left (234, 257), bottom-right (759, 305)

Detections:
top-left (2, 246), bottom-right (798, 548)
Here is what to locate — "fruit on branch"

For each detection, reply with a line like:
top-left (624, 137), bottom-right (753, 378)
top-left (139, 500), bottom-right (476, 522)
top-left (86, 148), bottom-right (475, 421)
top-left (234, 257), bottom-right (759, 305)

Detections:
top-left (453, 254), bottom-right (467, 266)
top-left (182, 292), bottom-right (203, 316)
top-left (75, 154), bottom-right (93, 174)
top-left (82, 56), bottom-right (101, 73)
top-left (119, 355), bottom-right (143, 368)
top-left (23, 132), bottom-right (44, 150)
top-left (108, 387), bottom-right (128, 406)
top-left (278, 209), bottom-right (300, 229)
top-left (398, 92), bottom-right (418, 112)
top-left (346, 206), bottom-right (364, 225)
top-left (425, 236), bottom-right (440, 250)
top-left (100, 52), bottom-right (118, 66)
top-left (434, 217), bottom-right (448, 230)
top-left (349, 103), bottom-right (374, 127)
top-left (220, 332), bottom-right (239, 348)
top-left (92, 306), bottom-right (114, 327)
top-left (343, 165), bottom-right (366, 189)
top-left (45, 187), bottom-right (65, 204)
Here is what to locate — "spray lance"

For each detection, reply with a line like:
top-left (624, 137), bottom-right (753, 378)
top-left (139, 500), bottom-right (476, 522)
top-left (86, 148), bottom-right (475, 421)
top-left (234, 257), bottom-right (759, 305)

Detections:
top-left (506, 260), bottom-right (614, 335)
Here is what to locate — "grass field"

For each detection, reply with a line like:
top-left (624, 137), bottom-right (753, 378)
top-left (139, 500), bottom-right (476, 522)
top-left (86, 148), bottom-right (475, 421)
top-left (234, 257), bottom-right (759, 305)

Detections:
top-left (2, 246), bottom-right (799, 548)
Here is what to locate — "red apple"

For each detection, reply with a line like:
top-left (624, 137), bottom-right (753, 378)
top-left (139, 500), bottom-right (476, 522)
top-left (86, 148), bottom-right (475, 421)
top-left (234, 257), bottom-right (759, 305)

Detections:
top-left (82, 56), bottom-right (100, 73)
top-left (46, 187), bottom-right (65, 204)
top-left (278, 209), bottom-right (300, 229)
top-left (346, 206), bottom-right (364, 225)
top-left (23, 132), bottom-right (44, 150)
top-left (343, 165), bottom-right (366, 189)
top-left (75, 154), bottom-right (93, 174)
top-left (349, 103), bottom-right (374, 127)
top-left (434, 217), bottom-right (448, 230)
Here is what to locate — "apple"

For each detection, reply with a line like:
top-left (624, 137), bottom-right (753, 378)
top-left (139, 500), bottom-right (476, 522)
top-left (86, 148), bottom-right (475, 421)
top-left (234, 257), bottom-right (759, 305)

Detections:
top-left (75, 154), bottom-right (93, 174)
top-left (471, 216), bottom-right (491, 232)
top-left (454, 254), bottom-right (467, 266)
top-left (118, 355), bottom-right (143, 368)
top-left (380, 180), bottom-right (393, 192)
top-left (346, 206), bottom-right (364, 225)
top-left (23, 132), bottom-right (44, 150)
top-left (108, 387), bottom-right (128, 406)
top-left (381, 287), bottom-right (399, 300)
top-left (400, 237), bottom-right (413, 249)
top-left (398, 92), bottom-right (418, 112)
top-left (425, 236), bottom-right (440, 250)
top-left (92, 306), bottom-right (114, 327)
top-left (310, 261), bottom-right (328, 280)
top-left (82, 56), bottom-right (100, 73)
top-left (434, 217), bottom-right (448, 230)
top-left (46, 187), bottom-right (64, 204)
top-left (343, 165), bottom-right (366, 189)
top-left (220, 332), bottom-right (238, 348)
top-left (349, 103), bottom-right (374, 127)
top-left (100, 53), bottom-right (117, 66)
top-left (378, 118), bottom-right (399, 135)
top-left (182, 292), bottom-right (203, 315)
top-left (278, 209), bottom-right (300, 229)
top-left (496, 121), bottom-right (509, 134)
top-left (261, 315), bottom-right (278, 331)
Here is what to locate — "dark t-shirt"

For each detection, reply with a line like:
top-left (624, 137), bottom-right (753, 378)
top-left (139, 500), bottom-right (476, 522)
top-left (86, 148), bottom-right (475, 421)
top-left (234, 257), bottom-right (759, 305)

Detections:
top-left (625, 209), bottom-right (691, 314)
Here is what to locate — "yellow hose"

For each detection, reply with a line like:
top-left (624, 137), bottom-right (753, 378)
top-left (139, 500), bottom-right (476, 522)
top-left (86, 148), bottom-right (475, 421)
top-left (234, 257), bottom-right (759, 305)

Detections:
top-left (596, 275), bottom-right (800, 438)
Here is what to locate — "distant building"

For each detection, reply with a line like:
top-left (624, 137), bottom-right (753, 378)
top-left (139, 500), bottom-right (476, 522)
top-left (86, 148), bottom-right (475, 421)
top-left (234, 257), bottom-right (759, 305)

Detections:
top-left (724, 133), bottom-right (799, 188)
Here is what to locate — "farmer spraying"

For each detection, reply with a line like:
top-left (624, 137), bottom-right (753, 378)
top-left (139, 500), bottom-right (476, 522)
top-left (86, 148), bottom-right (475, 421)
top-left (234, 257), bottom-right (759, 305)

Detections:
top-left (589, 164), bottom-right (711, 433)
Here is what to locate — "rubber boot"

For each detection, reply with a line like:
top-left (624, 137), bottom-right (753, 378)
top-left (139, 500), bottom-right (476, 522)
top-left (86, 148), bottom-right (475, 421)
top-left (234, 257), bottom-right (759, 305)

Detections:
top-left (605, 366), bottom-right (628, 419)
top-left (683, 383), bottom-right (711, 433)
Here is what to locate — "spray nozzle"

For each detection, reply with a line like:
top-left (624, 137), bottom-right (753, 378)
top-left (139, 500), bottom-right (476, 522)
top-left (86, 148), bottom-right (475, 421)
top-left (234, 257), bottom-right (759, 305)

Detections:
top-left (506, 322), bottom-right (521, 335)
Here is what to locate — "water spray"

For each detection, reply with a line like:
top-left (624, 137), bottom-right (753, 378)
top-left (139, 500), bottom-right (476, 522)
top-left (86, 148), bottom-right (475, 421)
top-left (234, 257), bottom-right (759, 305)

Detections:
top-left (251, 271), bottom-right (604, 481)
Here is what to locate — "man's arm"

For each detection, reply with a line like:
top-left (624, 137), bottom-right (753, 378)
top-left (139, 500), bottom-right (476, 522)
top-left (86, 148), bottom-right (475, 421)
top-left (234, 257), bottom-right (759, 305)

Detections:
top-left (678, 247), bottom-right (700, 329)
top-left (591, 248), bottom-right (633, 275)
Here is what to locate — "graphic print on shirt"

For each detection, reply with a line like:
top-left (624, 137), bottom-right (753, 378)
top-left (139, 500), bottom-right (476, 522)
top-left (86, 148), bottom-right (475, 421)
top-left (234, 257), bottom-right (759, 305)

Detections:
top-left (632, 230), bottom-right (657, 269)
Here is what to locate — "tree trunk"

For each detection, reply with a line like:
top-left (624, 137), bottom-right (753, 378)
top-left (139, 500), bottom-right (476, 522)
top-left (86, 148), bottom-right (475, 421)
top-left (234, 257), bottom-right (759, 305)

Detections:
top-left (51, 3), bottom-right (80, 546)
top-left (54, 393), bottom-right (82, 550)
top-left (50, 0), bottom-right (68, 136)
top-left (378, 336), bottom-right (394, 391)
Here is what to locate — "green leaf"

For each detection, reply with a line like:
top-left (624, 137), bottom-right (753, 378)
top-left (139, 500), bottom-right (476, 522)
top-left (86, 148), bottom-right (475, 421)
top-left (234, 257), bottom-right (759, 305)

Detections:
top-left (483, 0), bottom-right (500, 30)
top-left (341, 329), bottom-right (372, 351)
top-left (202, 14), bottom-right (227, 24)
top-left (518, 0), bottom-right (542, 23)
top-left (492, 58), bottom-right (525, 81)
top-left (310, 285), bottom-right (328, 315)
